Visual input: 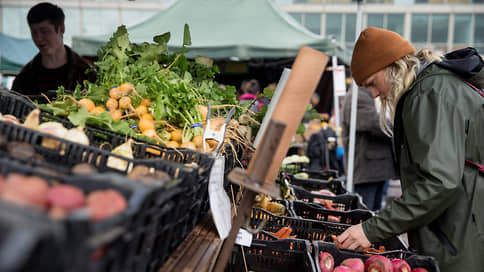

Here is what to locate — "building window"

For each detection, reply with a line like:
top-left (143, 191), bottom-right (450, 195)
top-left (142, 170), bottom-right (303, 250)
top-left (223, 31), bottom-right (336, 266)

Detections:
top-left (475, 14), bottom-right (484, 43)
top-left (411, 14), bottom-right (429, 43)
top-left (345, 14), bottom-right (356, 42)
top-left (289, 13), bottom-right (321, 34)
top-left (326, 14), bottom-right (343, 42)
top-left (366, 14), bottom-right (404, 36)
top-left (431, 14), bottom-right (448, 43)
top-left (289, 13), bottom-right (303, 24)
top-left (305, 13), bottom-right (322, 34)
top-left (367, 14), bottom-right (384, 28)
top-left (1, 7), bottom-right (30, 39)
top-left (387, 14), bottom-right (404, 36)
top-left (454, 14), bottom-right (472, 43)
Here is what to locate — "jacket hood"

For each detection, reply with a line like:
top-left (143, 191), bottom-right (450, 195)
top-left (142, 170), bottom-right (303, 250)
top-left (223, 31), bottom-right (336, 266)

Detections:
top-left (436, 47), bottom-right (484, 78)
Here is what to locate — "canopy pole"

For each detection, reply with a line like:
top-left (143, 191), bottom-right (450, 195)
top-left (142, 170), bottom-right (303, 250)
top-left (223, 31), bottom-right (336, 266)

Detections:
top-left (346, 0), bottom-right (364, 193)
top-left (331, 55), bottom-right (341, 138)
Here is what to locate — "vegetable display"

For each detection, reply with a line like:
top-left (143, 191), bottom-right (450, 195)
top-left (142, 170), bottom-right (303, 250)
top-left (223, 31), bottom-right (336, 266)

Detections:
top-left (37, 24), bottom-right (247, 152)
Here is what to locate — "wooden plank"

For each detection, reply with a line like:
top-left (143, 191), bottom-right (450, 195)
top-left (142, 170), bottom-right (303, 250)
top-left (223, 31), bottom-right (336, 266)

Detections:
top-left (159, 214), bottom-right (223, 272)
top-left (260, 46), bottom-right (329, 184)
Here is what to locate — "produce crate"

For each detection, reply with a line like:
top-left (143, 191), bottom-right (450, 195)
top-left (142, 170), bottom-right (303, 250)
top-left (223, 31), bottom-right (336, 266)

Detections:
top-left (312, 241), bottom-right (440, 272)
top-left (303, 169), bottom-right (340, 180)
top-left (286, 175), bottom-right (346, 195)
top-left (280, 162), bottom-right (308, 175)
top-left (0, 89), bottom-right (214, 224)
top-left (291, 186), bottom-right (369, 211)
top-left (0, 201), bottom-right (65, 272)
top-left (288, 200), bottom-right (373, 225)
top-left (0, 153), bottom-right (189, 272)
top-left (228, 238), bottom-right (316, 272)
top-left (249, 208), bottom-right (407, 250)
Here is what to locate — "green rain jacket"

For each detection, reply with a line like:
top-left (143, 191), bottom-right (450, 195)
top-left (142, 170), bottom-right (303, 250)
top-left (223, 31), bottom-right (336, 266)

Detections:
top-left (362, 63), bottom-right (484, 272)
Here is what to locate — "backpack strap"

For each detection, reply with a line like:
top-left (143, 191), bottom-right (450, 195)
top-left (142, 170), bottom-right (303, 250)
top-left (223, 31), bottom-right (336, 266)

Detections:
top-left (462, 79), bottom-right (484, 98)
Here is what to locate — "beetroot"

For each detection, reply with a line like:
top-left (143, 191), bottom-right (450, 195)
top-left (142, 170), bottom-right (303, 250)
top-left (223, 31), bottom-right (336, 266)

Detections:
top-left (341, 258), bottom-right (365, 272)
top-left (2, 174), bottom-right (49, 209)
top-left (47, 184), bottom-right (85, 211)
top-left (411, 269), bottom-right (428, 272)
top-left (365, 255), bottom-right (392, 272)
top-left (334, 266), bottom-right (356, 272)
top-left (391, 259), bottom-right (411, 272)
top-left (318, 252), bottom-right (335, 272)
top-left (87, 189), bottom-right (127, 221)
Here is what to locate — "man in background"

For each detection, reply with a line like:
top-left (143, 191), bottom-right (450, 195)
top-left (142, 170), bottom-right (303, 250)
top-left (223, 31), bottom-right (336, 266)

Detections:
top-left (12, 2), bottom-right (96, 97)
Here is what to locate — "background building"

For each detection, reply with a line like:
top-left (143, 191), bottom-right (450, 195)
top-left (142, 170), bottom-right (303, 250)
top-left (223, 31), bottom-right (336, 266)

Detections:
top-left (1, 0), bottom-right (483, 57)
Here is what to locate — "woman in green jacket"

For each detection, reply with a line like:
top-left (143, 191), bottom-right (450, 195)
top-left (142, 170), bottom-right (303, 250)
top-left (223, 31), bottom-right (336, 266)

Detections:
top-left (337, 27), bottom-right (484, 272)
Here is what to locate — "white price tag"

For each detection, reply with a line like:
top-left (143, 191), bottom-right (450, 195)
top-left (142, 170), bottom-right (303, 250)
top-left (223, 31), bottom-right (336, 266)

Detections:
top-left (209, 155), bottom-right (232, 239)
top-left (235, 228), bottom-right (253, 247)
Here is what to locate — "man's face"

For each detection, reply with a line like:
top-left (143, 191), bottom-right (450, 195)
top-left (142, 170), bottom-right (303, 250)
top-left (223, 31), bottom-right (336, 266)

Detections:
top-left (30, 20), bottom-right (64, 55)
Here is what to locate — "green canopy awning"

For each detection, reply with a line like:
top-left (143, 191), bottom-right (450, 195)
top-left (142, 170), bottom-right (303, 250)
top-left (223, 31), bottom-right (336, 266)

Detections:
top-left (0, 33), bottom-right (38, 74)
top-left (72, 0), bottom-right (348, 62)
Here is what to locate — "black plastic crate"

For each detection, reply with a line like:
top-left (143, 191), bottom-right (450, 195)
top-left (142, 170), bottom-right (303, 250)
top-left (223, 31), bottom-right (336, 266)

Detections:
top-left (0, 201), bottom-right (65, 272)
top-left (288, 200), bottom-right (374, 225)
top-left (312, 241), bottom-right (440, 272)
top-left (291, 185), bottom-right (369, 211)
top-left (303, 169), bottom-right (340, 180)
top-left (249, 208), bottom-right (407, 251)
top-left (250, 207), bottom-right (351, 242)
top-left (228, 238), bottom-right (316, 272)
top-left (0, 155), bottom-right (187, 272)
top-left (280, 162), bottom-right (308, 175)
top-left (0, 89), bottom-right (214, 223)
top-left (286, 175), bottom-right (347, 195)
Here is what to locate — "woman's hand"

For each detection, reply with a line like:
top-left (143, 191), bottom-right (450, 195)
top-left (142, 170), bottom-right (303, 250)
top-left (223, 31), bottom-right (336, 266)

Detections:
top-left (336, 223), bottom-right (371, 250)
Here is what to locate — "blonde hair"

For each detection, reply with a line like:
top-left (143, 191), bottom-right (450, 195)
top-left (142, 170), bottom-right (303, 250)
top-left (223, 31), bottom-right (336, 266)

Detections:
top-left (379, 49), bottom-right (442, 136)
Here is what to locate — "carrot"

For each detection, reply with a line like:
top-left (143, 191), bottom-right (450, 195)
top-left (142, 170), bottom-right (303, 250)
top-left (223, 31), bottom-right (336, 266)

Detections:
top-left (271, 226), bottom-right (293, 239)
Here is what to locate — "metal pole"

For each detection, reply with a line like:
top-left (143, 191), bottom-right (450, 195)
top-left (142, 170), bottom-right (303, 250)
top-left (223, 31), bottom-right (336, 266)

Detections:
top-left (346, 0), bottom-right (364, 193)
top-left (331, 55), bottom-right (341, 138)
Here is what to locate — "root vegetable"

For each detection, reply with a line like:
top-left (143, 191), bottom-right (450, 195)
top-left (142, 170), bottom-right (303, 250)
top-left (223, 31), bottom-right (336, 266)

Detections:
top-left (411, 269), bottom-right (428, 272)
top-left (71, 163), bottom-right (98, 175)
top-left (135, 105), bottom-right (148, 115)
top-left (140, 98), bottom-right (151, 107)
top-left (109, 87), bottom-right (123, 100)
top-left (107, 139), bottom-right (134, 172)
top-left (318, 252), bottom-right (334, 272)
top-left (198, 105), bottom-right (208, 120)
top-left (166, 141), bottom-right (179, 148)
top-left (47, 184), bottom-right (85, 211)
top-left (391, 259), bottom-right (411, 272)
top-left (39, 122), bottom-right (68, 149)
top-left (170, 129), bottom-right (183, 143)
top-left (334, 266), bottom-right (356, 272)
top-left (119, 82), bottom-right (134, 96)
top-left (79, 98), bottom-right (96, 112)
top-left (341, 258), bottom-right (364, 272)
top-left (1, 114), bottom-right (20, 125)
top-left (365, 255), bottom-right (392, 272)
top-left (191, 135), bottom-right (203, 148)
top-left (106, 98), bottom-right (118, 111)
top-left (119, 96), bottom-right (132, 110)
top-left (138, 119), bottom-right (155, 133)
top-left (65, 126), bottom-right (89, 146)
top-left (2, 174), bottom-right (49, 209)
top-left (48, 206), bottom-right (68, 219)
top-left (141, 113), bottom-right (153, 121)
top-left (86, 189), bottom-right (127, 222)
top-left (110, 109), bottom-right (123, 120)
top-left (180, 141), bottom-right (196, 150)
top-left (142, 129), bottom-right (167, 145)
top-left (23, 108), bottom-right (40, 130)
top-left (90, 106), bottom-right (106, 115)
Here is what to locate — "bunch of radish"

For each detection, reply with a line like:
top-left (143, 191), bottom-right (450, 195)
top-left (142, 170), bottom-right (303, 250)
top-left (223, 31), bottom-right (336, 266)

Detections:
top-left (318, 252), bottom-right (429, 272)
top-left (0, 173), bottom-right (127, 222)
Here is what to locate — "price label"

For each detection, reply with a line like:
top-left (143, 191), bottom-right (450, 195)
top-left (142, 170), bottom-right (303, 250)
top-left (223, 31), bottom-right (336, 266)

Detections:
top-left (235, 228), bottom-right (253, 247)
top-left (209, 155), bottom-right (231, 239)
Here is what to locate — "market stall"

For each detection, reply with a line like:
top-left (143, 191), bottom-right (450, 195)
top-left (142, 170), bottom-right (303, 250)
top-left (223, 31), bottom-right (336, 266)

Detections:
top-left (0, 19), bottom-right (441, 272)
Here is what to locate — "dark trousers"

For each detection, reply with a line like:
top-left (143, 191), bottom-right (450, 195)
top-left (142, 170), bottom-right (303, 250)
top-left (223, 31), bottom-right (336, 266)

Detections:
top-left (354, 181), bottom-right (385, 211)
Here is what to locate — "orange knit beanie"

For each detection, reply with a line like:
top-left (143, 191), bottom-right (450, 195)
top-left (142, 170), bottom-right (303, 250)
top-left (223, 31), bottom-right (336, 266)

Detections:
top-left (351, 27), bottom-right (415, 86)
